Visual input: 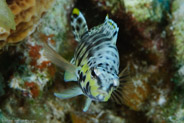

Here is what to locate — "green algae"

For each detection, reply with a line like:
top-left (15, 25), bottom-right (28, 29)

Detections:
top-left (0, 0), bottom-right (16, 30)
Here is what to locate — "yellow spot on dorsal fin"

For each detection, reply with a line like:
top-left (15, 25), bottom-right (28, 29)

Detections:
top-left (73, 8), bottom-right (80, 15)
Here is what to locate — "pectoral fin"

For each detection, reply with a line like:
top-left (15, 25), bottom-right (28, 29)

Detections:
top-left (83, 98), bottom-right (92, 112)
top-left (64, 71), bottom-right (77, 82)
top-left (54, 86), bottom-right (83, 99)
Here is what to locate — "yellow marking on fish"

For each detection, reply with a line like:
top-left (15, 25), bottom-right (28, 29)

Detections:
top-left (109, 21), bottom-right (112, 25)
top-left (108, 21), bottom-right (115, 29)
top-left (73, 8), bottom-right (80, 15)
top-left (80, 63), bottom-right (99, 97)
top-left (81, 63), bottom-right (89, 74)
top-left (91, 86), bottom-right (98, 97)
top-left (104, 89), bottom-right (113, 101)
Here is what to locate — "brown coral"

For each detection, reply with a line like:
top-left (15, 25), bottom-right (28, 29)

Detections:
top-left (0, 27), bottom-right (10, 41)
top-left (0, 0), bottom-right (54, 48)
top-left (122, 74), bottom-right (150, 111)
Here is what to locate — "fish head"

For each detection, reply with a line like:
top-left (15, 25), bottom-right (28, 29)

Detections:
top-left (91, 67), bottom-right (119, 101)
top-left (78, 65), bottom-right (119, 102)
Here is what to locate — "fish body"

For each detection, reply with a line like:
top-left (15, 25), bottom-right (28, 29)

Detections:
top-left (68, 8), bottom-right (120, 102)
top-left (43, 8), bottom-right (120, 111)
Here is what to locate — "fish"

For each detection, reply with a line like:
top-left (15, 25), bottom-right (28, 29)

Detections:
top-left (42, 8), bottom-right (129, 112)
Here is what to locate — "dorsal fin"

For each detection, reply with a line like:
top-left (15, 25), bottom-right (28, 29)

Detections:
top-left (87, 15), bottom-right (119, 44)
top-left (71, 8), bottom-right (88, 42)
top-left (103, 15), bottom-right (119, 44)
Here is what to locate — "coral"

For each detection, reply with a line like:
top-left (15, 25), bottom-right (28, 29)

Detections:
top-left (91, 0), bottom-right (125, 14)
top-left (0, 0), bottom-right (15, 30)
top-left (0, 0), bottom-right (184, 122)
top-left (172, 0), bottom-right (184, 85)
top-left (9, 37), bottom-right (56, 98)
top-left (8, 0), bottom-right (74, 99)
top-left (0, 0), bottom-right (15, 48)
top-left (123, 0), bottom-right (171, 22)
top-left (152, 0), bottom-right (171, 21)
top-left (160, 1), bottom-right (184, 122)
top-left (171, 0), bottom-right (184, 48)
top-left (123, 0), bottom-right (153, 22)
top-left (7, 0), bottom-right (54, 43)
top-left (0, 27), bottom-right (10, 41)
top-left (122, 73), bottom-right (150, 111)
top-left (0, 0), bottom-right (54, 49)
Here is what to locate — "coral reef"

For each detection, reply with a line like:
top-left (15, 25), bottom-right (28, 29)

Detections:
top-left (172, 0), bottom-right (184, 85)
top-left (0, 0), bottom-right (15, 49)
top-left (0, 0), bottom-right (184, 123)
top-left (7, 0), bottom-right (75, 98)
top-left (123, 0), bottom-right (171, 22)
top-left (121, 73), bottom-right (150, 111)
top-left (0, 0), bottom-right (54, 49)
top-left (0, 0), bottom-right (15, 30)
top-left (158, 0), bottom-right (184, 122)
top-left (9, 38), bottom-right (56, 98)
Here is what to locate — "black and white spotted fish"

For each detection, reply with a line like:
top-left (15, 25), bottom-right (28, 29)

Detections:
top-left (42, 8), bottom-right (128, 112)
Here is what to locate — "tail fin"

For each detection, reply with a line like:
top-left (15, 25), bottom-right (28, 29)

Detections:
top-left (71, 8), bottom-right (88, 42)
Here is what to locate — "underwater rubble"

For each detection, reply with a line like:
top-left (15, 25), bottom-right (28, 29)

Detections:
top-left (0, 0), bottom-right (184, 123)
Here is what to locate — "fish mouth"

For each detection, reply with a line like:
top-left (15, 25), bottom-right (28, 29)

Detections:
top-left (97, 89), bottom-right (108, 96)
top-left (97, 89), bottom-right (108, 101)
